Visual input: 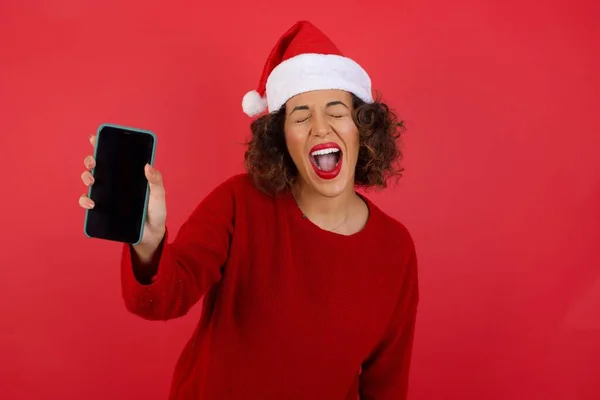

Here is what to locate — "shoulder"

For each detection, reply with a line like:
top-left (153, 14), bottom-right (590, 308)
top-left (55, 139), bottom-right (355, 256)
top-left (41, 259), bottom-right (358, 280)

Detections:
top-left (362, 194), bottom-right (417, 265)
top-left (212, 173), bottom-right (270, 198)
top-left (203, 172), bottom-right (275, 208)
top-left (212, 172), bottom-right (253, 191)
top-left (365, 197), bottom-right (414, 246)
top-left (362, 195), bottom-right (419, 304)
top-left (189, 173), bottom-right (269, 222)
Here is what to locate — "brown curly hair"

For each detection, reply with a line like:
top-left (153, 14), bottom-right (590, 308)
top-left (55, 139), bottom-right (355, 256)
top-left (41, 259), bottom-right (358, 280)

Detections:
top-left (244, 93), bottom-right (405, 195)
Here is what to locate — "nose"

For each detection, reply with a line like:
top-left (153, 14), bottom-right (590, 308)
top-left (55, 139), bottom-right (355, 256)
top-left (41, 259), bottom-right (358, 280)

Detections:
top-left (311, 112), bottom-right (331, 138)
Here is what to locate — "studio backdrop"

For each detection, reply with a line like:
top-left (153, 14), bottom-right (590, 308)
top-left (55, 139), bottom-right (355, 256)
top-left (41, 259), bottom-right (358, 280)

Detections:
top-left (0, 0), bottom-right (598, 399)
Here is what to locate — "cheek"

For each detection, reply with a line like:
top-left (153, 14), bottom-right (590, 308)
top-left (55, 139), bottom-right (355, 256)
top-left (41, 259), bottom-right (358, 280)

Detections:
top-left (284, 129), bottom-right (306, 161)
top-left (338, 124), bottom-right (360, 157)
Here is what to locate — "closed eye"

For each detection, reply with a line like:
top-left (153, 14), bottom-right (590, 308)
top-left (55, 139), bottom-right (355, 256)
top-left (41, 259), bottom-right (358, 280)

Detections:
top-left (295, 116), bottom-right (310, 123)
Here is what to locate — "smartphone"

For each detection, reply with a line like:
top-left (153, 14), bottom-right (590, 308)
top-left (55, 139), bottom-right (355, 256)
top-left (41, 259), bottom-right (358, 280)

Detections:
top-left (84, 124), bottom-right (157, 245)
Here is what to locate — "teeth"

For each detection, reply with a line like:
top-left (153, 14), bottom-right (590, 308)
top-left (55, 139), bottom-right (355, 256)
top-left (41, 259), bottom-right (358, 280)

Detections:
top-left (311, 148), bottom-right (340, 157)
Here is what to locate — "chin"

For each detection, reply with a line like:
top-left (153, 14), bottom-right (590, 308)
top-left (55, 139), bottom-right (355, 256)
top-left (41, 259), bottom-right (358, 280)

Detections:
top-left (304, 155), bottom-right (355, 198)
top-left (306, 173), bottom-right (352, 198)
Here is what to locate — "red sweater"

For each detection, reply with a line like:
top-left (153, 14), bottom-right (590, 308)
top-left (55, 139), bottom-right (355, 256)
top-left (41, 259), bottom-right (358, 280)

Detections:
top-left (120, 174), bottom-right (419, 400)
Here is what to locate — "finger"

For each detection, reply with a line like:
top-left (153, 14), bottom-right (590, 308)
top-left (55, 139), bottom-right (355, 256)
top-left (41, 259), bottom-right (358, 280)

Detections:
top-left (145, 164), bottom-right (165, 198)
top-left (89, 134), bottom-right (96, 149)
top-left (84, 155), bottom-right (96, 170)
top-left (81, 170), bottom-right (94, 186)
top-left (79, 194), bottom-right (95, 209)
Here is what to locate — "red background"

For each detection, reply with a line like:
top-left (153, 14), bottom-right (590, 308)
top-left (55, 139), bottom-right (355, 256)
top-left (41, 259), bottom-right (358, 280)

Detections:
top-left (1, 1), bottom-right (599, 399)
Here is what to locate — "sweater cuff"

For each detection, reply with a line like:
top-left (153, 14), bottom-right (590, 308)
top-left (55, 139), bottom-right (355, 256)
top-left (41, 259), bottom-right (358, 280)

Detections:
top-left (120, 229), bottom-right (169, 296)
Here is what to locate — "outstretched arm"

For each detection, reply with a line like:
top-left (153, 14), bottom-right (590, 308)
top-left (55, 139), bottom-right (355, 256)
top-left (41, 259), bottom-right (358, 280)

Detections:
top-left (120, 178), bottom-right (236, 321)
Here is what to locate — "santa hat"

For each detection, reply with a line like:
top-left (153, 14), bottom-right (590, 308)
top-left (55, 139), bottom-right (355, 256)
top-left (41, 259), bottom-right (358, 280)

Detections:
top-left (242, 20), bottom-right (373, 117)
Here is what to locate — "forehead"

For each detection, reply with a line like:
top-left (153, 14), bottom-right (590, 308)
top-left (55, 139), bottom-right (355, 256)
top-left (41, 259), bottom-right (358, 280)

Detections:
top-left (286, 89), bottom-right (352, 108)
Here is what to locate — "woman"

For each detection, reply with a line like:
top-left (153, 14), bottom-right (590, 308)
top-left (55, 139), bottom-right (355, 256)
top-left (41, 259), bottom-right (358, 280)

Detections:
top-left (79, 21), bottom-right (418, 400)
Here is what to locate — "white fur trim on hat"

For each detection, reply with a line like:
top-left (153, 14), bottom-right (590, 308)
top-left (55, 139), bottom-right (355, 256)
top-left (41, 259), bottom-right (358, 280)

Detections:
top-left (265, 53), bottom-right (373, 113)
top-left (242, 90), bottom-right (268, 117)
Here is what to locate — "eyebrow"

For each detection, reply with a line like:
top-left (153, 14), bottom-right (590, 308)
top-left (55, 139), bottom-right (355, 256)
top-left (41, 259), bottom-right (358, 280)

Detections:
top-left (290, 101), bottom-right (348, 114)
top-left (325, 101), bottom-right (348, 108)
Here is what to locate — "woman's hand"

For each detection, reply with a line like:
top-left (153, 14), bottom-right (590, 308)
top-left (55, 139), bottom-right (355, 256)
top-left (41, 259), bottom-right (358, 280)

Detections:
top-left (78, 134), bottom-right (167, 260)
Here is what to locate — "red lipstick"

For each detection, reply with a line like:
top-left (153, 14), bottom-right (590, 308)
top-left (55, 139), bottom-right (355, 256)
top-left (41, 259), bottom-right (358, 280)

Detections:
top-left (308, 142), bottom-right (343, 180)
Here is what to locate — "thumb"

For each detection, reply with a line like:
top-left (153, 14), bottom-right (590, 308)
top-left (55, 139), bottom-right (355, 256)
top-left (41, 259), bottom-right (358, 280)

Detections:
top-left (145, 164), bottom-right (165, 196)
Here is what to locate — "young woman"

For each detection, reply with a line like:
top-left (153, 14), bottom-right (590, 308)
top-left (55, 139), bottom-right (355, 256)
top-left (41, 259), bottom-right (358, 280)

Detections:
top-left (79, 20), bottom-right (419, 400)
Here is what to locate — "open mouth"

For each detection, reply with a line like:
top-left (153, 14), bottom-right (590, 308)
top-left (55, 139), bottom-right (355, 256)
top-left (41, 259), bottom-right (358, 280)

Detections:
top-left (310, 147), bottom-right (342, 172)
top-left (308, 143), bottom-right (343, 179)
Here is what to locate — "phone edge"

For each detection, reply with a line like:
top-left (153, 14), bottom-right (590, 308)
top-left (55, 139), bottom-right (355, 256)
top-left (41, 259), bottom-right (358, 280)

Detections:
top-left (83, 123), bottom-right (157, 247)
top-left (136, 127), bottom-right (157, 246)
top-left (82, 124), bottom-right (105, 240)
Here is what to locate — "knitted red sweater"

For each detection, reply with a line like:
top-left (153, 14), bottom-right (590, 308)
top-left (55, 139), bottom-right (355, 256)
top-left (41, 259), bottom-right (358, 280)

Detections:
top-left (120, 174), bottom-right (419, 400)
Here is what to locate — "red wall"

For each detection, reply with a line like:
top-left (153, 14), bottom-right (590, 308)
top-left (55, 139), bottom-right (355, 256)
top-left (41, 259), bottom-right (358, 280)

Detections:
top-left (1, 1), bottom-right (599, 399)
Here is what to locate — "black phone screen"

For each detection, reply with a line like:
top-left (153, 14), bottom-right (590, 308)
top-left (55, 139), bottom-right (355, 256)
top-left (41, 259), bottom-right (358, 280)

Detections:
top-left (84, 125), bottom-right (155, 244)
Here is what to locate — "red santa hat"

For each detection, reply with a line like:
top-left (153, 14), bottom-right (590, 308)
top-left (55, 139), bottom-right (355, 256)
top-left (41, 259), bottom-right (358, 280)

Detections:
top-left (242, 20), bottom-right (374, 117)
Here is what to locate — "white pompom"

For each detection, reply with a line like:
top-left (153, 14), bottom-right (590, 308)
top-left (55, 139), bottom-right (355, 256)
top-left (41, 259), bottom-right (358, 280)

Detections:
top-left (242, 90), bottom-right (267, 117)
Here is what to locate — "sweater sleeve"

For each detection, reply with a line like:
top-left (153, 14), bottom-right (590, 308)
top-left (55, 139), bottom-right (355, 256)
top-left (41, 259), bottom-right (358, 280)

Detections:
top-left (120, 178), bottom-right (236, 321)
top-left (359, 242), bottom-right (419, 400)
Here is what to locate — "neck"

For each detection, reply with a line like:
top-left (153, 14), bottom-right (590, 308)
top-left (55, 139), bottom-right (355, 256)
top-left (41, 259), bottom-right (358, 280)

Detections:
top-left (292, 178), bottom-right (357, 230)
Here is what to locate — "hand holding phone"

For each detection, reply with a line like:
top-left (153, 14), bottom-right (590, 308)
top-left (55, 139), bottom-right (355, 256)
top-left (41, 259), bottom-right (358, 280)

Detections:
top-left (79, 124), bottom-right (167, 250)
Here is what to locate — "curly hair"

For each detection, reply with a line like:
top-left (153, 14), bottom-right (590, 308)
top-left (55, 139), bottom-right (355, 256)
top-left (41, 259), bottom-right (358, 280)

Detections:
top-left (244, 93), bottom-right (405, 195)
